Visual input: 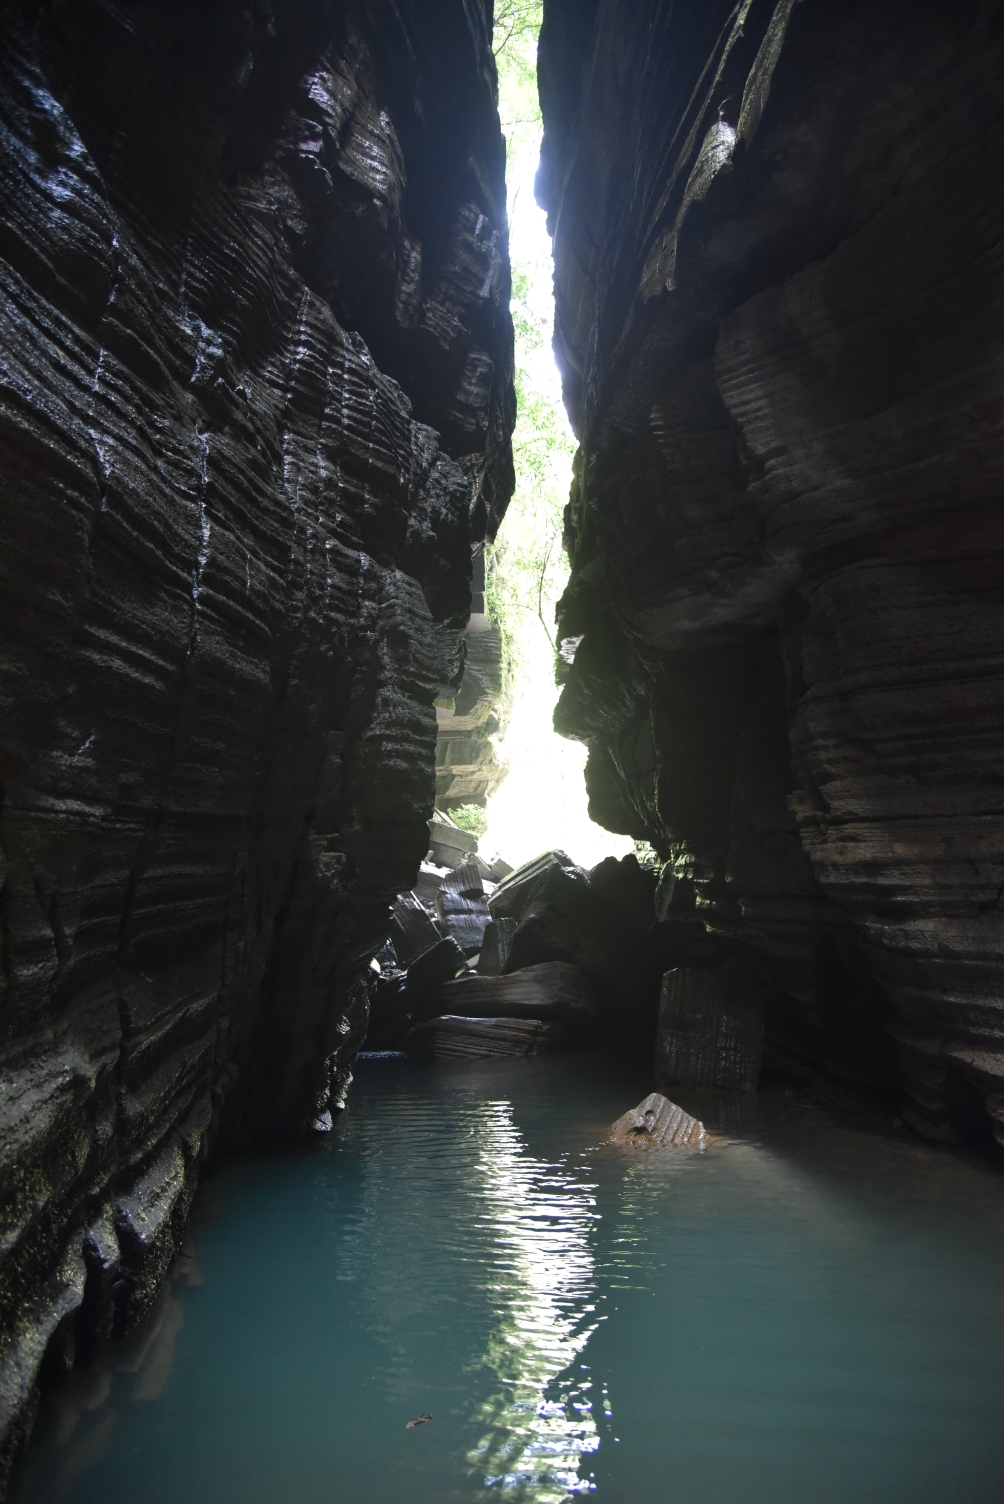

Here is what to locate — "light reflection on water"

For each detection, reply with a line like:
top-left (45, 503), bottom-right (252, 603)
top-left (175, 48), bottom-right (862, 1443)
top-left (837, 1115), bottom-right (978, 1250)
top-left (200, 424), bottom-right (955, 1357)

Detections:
top-left (13, 1054), bottom-right (1004, 1504)
top-left (466, 1102), bottom-right (599, 1499)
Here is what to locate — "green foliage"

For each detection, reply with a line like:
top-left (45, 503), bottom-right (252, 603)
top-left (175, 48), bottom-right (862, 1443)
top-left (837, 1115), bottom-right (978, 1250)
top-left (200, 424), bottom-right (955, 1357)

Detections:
top-left (449, 803), bottom-right (489, 836)
top-left (488, 2), bottom-right (575, 702)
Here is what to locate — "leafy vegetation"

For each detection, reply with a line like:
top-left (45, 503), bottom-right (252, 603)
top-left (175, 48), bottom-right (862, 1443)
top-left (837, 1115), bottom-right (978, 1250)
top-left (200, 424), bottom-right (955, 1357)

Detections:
top-left (448, 803), bottom-right (490, 836)
top-left (489, 3), bottom-right (575, 688)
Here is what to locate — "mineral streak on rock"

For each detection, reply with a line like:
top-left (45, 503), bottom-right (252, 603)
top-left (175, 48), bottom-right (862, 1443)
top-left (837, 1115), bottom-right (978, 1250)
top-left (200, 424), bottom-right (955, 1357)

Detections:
top-left (539, 0), bottom-right (1004, 1140)
top-left (0, 0), bottom-right (513, 1481)
top-left (656, 969), bottom-right (765, 1095)
top-left (608, 1093), bottom-right (707, 1151)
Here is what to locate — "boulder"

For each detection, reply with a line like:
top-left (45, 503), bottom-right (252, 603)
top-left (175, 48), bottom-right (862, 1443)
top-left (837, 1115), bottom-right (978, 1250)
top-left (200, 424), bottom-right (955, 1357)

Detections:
top-left (403, 1016), bottom-right (576, 1061)
top-left (488, 850), bottom-right (575, 922)
top-left (428, 817), bottom-right (479, 870)
top-left (389, 892), bottom-right (442, 968)
top-left (436, 859), bottom-right (491, 956)
top-left (608, 1093), bottom-right (707, 1150)
top-left (655, 969), bottom-right (765, 1093)
top-left (476, 918), bottom-right (517, 976)
top-left (433, 961), bottom-right (598, 1030)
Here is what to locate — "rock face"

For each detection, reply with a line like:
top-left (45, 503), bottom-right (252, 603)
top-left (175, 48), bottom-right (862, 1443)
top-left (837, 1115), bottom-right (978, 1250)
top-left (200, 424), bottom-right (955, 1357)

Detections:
top-left (0, 0), bottom-right (513, 1479)
top-left (538, 0), bottom-right (1004, 1141)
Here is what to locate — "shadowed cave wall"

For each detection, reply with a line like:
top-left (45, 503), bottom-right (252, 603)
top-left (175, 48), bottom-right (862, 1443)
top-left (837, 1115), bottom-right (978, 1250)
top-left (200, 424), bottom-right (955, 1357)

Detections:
top-left (539, 0), bottom-right (1004, 1141)
top-left (0, 0), bottom-right (513, 1479)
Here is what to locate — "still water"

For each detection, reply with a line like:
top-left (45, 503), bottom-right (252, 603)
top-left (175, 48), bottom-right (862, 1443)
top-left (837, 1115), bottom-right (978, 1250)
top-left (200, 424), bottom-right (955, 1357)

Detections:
top-left (15, 1054), bottom-right (1004, 1504)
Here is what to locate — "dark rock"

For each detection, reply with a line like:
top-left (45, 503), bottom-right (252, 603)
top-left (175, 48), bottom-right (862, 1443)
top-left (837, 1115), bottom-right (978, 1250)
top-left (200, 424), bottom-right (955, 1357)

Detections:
top-left (608, 1092), bottom-right (707, 1151)
top-left (476, 918), bottom-right (517, 976)
top-left (538, 0), bottom-right (1004, 1137)
top-left (0, 0), bottom-right (513, 1478)
top-left (407, 938), bottom-right (470, 1003)
top-left (487, 850), bottom-right (575, 922)
top-left (502, 860), bottom-right (661, 1034)
top-left (588, 854), bottom-right (657, 930)
top-left (389, 892), bottom-right (442, 969)
top-left (403, 1015), bottom-right (576, 1060)
top-left (436, 859), bottom-right (490, 955)
top-left (655, 970), bottom-right (765, 1094)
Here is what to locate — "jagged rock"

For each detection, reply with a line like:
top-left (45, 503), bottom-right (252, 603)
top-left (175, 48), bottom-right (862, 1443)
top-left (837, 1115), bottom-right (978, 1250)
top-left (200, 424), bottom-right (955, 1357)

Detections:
top-left (538, 0), bottom-right (1004, 1136)
top-left (655, 970), bottom-right (765, 1094)
top-left (0, 0), bottom-right (513, 1479)
top-left (403, 1015), bottom-right (575, 1060)
top-left (389, 893), bottom-right (442, 969)
top-left (608, 1093), bottom-right (707, 1151)
top-left (488, 850), bottom-right (574, 921)
top-left (502, 858), bottom-right (662, 1030)
top-left (436, 859), bottom-right (490, 955)
top-left (434, 961), bottom-right (599, 1029)
top-left (477, 918), bottom-right (517, 976)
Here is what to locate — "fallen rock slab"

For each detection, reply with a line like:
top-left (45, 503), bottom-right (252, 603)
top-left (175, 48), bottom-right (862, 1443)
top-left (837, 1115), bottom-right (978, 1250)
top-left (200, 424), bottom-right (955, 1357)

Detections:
top-left (434, 961), bottom-right (599, 1028)
top-left (608, 1093), bottom-right (707, 1150)
top-left (404, 1016), bottom-right (576, 1060)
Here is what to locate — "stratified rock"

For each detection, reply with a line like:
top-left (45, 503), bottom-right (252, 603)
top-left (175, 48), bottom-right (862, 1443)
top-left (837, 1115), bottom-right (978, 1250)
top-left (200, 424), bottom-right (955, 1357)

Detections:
top-left (0, 0), bottom-right (513, 1481)
top-left (538, 0), bottom-right (1004, 1137)
top-left (608, 1093), bottom-right (707, 1151)
top-left (389, 893), bottom-right (442, 969)
top-left (428, 816), bottom-right (480, 869)
top-left (477, 918), bottom-right (518, 976)
top-left (435, 590), bottom-right (505, 810)
top-left (434, 962), bottom-right (599, 1029)
top-left (403, 1015), bottom-right (575, 1060)
top-left (436, 859), bottom-right (490, 955)
top-left (413, 861), bottom-right (452, 909)
top-left (655, 970), bottom-right (765, 1094)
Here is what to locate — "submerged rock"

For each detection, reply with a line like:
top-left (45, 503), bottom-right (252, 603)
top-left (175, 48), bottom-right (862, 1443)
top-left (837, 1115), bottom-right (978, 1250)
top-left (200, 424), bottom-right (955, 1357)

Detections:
top-left (404, 1016), bottom-right (575, 1060)
top-left (608, 1093), bottom-right (707, 1151)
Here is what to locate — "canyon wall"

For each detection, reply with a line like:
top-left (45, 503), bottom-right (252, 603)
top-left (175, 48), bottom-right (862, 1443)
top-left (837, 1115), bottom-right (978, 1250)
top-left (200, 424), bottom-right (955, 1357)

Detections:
top-left (0, 0), bottom-right (513, 1479)
top-left (539, 0), bottom-right (1004, 1138)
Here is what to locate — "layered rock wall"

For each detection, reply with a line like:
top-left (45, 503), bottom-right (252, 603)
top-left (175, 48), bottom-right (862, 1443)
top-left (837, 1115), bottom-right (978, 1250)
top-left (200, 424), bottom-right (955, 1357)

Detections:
top-left (539, 0), bottom-right (1004, 1139)
top-left (0, 0), bottom-right (513, 1478)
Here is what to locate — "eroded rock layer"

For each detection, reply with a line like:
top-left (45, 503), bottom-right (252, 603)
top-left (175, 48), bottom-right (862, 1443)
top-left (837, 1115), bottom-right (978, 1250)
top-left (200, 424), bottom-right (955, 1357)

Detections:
top-left (0, 0), bottom-right (513, 1477)
top-left (539, 0), bottom-right (1004, 1139)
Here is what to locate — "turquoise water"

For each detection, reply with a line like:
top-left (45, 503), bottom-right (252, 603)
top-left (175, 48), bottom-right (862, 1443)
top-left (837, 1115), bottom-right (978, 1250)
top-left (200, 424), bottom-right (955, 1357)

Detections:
top-left (15, 1054), bottom-right (1004, 1504)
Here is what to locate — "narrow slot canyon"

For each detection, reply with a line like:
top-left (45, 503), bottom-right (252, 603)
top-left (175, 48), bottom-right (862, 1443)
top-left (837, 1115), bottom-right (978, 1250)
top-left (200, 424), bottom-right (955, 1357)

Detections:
top-left (2, 3), bottom-right (1004, 1501)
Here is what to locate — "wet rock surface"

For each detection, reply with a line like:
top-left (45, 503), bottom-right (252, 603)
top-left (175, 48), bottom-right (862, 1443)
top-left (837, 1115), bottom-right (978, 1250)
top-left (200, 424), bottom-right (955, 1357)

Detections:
top-left (538, 0), bottom-right (1004, 1142)
top-left (608, 1093), bottom-right (707, 1151)
top-left (0, 0), bottom-right (513, 1481)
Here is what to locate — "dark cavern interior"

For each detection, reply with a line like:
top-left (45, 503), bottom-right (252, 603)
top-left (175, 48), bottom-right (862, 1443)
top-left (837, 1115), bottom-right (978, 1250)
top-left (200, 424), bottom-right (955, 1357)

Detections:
top-left (2, 2), bottom-right (1004, 1500)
